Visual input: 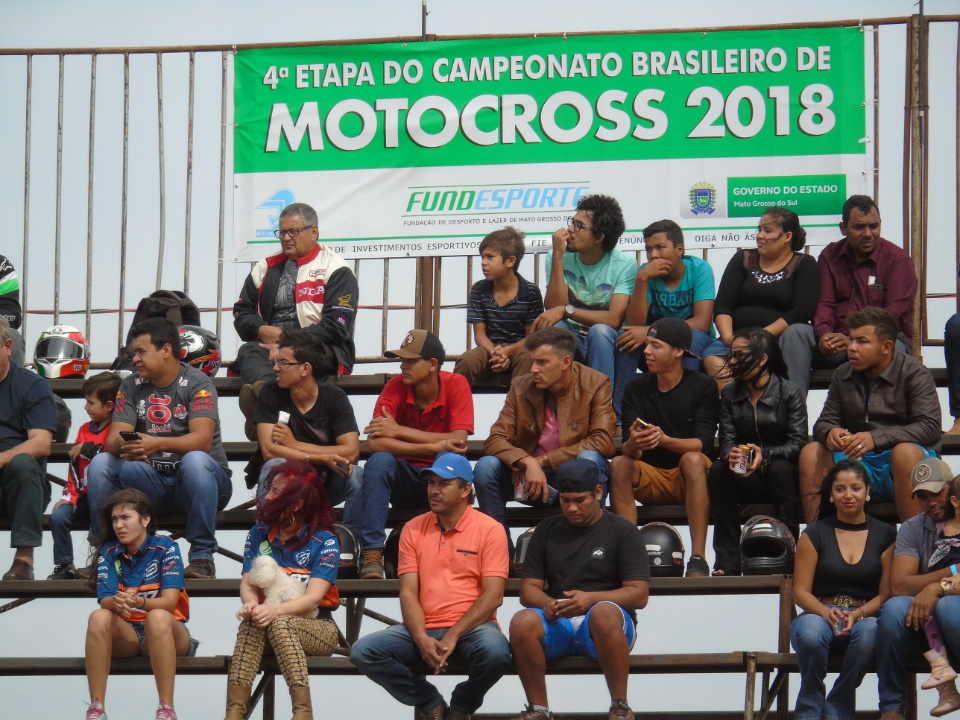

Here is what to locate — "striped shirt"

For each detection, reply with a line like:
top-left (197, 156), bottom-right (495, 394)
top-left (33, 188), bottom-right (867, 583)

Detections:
top-left (466, 274), bottom-right (544, 345)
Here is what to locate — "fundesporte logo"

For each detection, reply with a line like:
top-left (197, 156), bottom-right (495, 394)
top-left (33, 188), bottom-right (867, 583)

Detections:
top-left (688, 182), bottom-right (717, 216)
top-left (255, 189), bottom-right (296, 239)
top-left (405, 182), bottom-right (589, 216)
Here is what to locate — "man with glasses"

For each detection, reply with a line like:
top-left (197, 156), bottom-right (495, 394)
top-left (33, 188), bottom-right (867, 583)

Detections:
top-left (351, 330), bottom-right (474, 579)
top-left (532, 194), bottom-right (639, 424)
top-left (233, 202), bottom-right (359, 439)
top-left (248, 329), bottom-right (362, 537)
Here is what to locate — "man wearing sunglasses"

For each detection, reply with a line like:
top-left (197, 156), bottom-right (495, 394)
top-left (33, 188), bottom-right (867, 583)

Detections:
top-left (532, 194), bottom-right (639, 424)
top-left (233, 202), bottom-right (359, 440)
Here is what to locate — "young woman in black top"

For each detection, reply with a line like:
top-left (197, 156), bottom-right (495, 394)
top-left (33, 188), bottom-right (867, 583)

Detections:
top-left (790, 459), bottom-right (896, 720)
top-left (702, 207), bottom-right (819, 389)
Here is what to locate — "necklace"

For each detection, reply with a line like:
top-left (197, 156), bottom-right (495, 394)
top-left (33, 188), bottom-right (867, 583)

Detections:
top-left (835, 518), bottom-right (868, 531)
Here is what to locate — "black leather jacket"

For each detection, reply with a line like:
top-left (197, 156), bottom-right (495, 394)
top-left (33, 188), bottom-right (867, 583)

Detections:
top-left (718, 373), bottom-right (808, 468)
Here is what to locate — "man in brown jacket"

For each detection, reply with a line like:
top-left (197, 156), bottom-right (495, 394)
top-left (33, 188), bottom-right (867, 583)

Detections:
top-left (473, 327), bottom-right (616, 552)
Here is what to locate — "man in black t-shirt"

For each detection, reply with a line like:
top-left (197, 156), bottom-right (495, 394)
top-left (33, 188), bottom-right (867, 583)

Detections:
top-left (609, 317), bottom-right (718, 577)
top-left (250, 329), bottom-right (361, 537)
top-left (508, 459), bottom-right (649, 720)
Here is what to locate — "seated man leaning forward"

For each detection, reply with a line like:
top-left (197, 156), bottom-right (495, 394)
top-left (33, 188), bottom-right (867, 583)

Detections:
top-left (475, 326), bottom-right (615, 553)
top-left (86, 318), bottom-right (233, 579)
top-left (877, 458), bottom-right (960, 720)
top-left (799, 307), bottom-right (941, 523)
top-left (508, 458), bottom-right (650, 720)
top-left (354, 329), bottom-right (474, 579)
top-left (350, 453), bottom-right (511, 720)
top-left (233, 202), bottom-right (359, 434)
top-left (0, 316), bottom-right (56, 581)
top-left (250, 329), bottom-right (361, 538)
top-left (609, 317), bottom-right (719, 577)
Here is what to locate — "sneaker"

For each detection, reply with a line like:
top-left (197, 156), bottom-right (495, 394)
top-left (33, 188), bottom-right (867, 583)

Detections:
top-left (183, 559), bottom-right (216, 579)
top-left (416, 700), bottom-right (448, 720)
top-left (239, 381), bottom-right (265, 441)
top-left (48, 562), bottom-right (77, 580)
top-left (154, 700), bottom-right (177, 720)
top-left (609, 700), bottom-right (635, 720)
top-left (685, 554), bottom-right (709, 577)
top-left (85, 699), bottom-right (107, 720)
top-left (75, 565), bottom-right (94, 581)
top-left (510, 707), bottom-right (553, 720)
top-left (360, 549), bottom-right (385, 579)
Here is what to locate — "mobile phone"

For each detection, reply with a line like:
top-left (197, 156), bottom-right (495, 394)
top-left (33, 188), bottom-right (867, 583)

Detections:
top-left (335, 461), bottom-right (350, 477)
top-left (277, 411), bottom-right (290, 425)
top-left (556, 598), bottom-right (571, 604)
top-left (119, 431), bottom-right (140, 442)
top-left (633, 419), bottom-right (649, 429)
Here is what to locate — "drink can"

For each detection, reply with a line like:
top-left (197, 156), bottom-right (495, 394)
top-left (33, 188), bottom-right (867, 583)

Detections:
top-left (515, 478), bottom-right (527, 501)
top-left (734, 445), bottom-right (753, 475)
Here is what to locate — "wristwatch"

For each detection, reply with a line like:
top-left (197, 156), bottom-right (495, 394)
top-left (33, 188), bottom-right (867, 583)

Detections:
top-left (564, 304), bottom-right (575, 317)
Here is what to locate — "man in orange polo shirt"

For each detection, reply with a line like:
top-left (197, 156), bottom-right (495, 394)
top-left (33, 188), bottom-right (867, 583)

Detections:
top-left (351, 453), bottom-right (511, 720)
top-left (352, 329), bottom-right (475, 579)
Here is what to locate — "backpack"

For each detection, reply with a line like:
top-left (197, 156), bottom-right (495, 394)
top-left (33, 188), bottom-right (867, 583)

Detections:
top-left (110, 290), bottom-right (201, 370)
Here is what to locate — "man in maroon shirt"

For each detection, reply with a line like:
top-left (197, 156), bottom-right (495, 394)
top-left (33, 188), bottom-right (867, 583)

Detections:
top-left (780, 195), bottom-right (917, 397)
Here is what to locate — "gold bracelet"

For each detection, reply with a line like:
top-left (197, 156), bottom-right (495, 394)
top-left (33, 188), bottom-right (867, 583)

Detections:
top-left (856, 607), bottom-right (866, 622)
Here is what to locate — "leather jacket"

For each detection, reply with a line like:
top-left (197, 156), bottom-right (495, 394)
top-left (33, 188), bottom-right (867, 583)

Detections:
top-left (483, 362), bottom-right (616, 470)
top-left (718, 373), bottom-right (808, 467)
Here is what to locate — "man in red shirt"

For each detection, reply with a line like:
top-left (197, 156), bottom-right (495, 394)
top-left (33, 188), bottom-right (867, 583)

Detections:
top-left (350, 453), bottom-right (510, 720)
top-left (780, 195), bottom-right (917, 397)
top-left (353, 330), bottom-right (474, 579)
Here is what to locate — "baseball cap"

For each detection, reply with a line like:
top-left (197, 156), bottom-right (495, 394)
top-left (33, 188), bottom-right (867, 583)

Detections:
top-left (647, 317), bottom-right (698, 358)
top-left (419, 452), bottom-right (473, 483)
top-left (556, 458), bottom-right (603, 493)
top-left (911, 458), bottom-right (955, 497)
top-left (385, 329), bottom-right (445, 365)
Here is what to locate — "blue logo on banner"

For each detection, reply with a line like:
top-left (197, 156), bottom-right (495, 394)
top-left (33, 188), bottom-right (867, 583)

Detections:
top-left (688, 183), bottom-right (716, 216)
top-left (256, 189), bottom-right (296, 239)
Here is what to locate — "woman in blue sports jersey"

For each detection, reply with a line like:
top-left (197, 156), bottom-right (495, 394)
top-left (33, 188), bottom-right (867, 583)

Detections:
top-left (84, 488), bottom-right (192, 720)
top-left (224, 459), bottom-right (340, 720)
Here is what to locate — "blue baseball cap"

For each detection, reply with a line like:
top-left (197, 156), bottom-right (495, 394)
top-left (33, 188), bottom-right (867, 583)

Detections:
top-left (419, 452), bottom-right (473, 483)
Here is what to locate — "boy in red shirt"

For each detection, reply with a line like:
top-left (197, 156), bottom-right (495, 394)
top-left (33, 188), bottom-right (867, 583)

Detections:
top-left (48, 372), bottom-right (120, 579)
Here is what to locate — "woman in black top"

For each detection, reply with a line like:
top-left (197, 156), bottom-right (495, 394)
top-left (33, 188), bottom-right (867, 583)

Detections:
top-left (707, 327), bottom-right (807, 575)
top-left (702, 208), bottom-right (819, 387)
top-left (790, 459), bottom-right (896, 720)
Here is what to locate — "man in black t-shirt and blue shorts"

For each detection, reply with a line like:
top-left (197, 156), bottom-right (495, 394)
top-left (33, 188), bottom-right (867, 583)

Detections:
top-left (508, 458), bottom-right (650, 720)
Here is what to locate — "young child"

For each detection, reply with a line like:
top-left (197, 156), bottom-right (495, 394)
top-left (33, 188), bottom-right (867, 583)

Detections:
top-left (922, 473), bottom-right (960, 716)
top-left (454, 226), bottom-right (543, 386)
top-left (48, 371), bottom-right (120, 580)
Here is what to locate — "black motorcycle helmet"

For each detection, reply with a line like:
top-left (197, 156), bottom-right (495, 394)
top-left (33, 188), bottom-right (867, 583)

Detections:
top-left (334, 524), bottom-right (359, 579)
top-left (740, 515), bottom-right (797, 576)
top-left (639, 522), bottom-right (685, 577)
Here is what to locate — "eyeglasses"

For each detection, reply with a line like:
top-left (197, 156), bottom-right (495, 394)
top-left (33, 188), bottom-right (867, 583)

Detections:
top-left (273, 226), bottom-right (315, 240)
top-left (274, 359), bottom-right (304, 369)
top-left (566, 217), bottom-right (593, 233)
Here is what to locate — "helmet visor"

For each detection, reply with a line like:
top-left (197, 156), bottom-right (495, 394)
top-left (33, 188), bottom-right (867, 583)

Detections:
top-left (36, 336), bottom-right (86, 360)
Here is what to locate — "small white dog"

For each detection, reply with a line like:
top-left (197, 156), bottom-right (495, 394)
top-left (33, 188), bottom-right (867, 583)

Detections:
top-left (248, 555), bottom-right (318, 620)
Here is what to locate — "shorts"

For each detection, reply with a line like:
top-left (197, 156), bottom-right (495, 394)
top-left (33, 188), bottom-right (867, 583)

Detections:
top-left (128, 619), bottom-right (195, 657)
top-left (701, 339), bottom-right (730, 358)
top-left (629, 456), bottom-right (712, 505)
top-left (532, 602), bottom-right (637, 661)
top-left (831, 446), bottom-right (937, 502)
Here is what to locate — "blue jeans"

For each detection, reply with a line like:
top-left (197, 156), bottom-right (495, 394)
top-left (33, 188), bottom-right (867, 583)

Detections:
top-left (257, 457), bottom-right (363, 539)
top-left (791, 610), bottom-right (878, 720)
top-left (87, 451), bottom-right (233, 562)
top-left (946, 314), bottom-right (960, 418)
top-left (878, 595), bottom-right (960, 713)
top-left (355, 453), bottom-right (436, 551)
top-left (473, 450), bottom-right (608, 553)
top-left (558, 321), bottom-right (640, 422)
top-left (350, 621), bottom-right (511, 715)
top-left (50, 496), bottom-right (91, 565)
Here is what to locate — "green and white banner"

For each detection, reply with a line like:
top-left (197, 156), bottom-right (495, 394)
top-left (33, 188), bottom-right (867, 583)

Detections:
top-left (233, 27), bottom-right (867, 259)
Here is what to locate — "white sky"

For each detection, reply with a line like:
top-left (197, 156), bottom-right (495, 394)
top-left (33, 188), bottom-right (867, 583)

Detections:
top-left (2, 2), bottom-right (959, 719)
